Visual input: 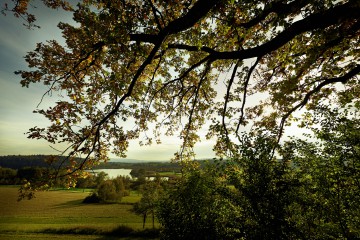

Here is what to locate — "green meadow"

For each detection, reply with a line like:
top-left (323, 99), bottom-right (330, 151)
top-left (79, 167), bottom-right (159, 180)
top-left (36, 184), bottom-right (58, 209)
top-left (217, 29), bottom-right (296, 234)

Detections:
top-left (0, 186), bottom-right (159, 239)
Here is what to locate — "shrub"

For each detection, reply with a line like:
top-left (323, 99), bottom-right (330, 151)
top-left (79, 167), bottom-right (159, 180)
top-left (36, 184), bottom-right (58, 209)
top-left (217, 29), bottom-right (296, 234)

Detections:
top-left (97, 180), bottom-right (122, 202)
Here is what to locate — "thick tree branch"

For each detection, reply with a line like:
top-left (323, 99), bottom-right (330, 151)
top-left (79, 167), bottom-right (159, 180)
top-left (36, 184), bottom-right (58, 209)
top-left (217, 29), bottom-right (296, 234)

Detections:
top-left (211, 1), bottom-right (360, 60)
top-left (130, 0), bottom-right (218, 44)
top-left (239, 0), bottom-right (309, 29)
top-left (130, 33), bottom-right (159, 44)
top-left (164, 0), bottom-right (217, 35)
top-left (98, 0), bottom-right (218, 127)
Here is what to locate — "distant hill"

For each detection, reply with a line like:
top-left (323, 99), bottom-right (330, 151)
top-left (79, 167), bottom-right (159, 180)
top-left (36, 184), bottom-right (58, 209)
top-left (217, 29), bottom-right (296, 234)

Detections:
top-left (0, 155), bottom-right (163, 169)
top-left (0, 155), bottom-right (219, 172)
top-left (0, 155), bottom-right (174, 169)
top-left (0, 155), bottom-right (60, 169)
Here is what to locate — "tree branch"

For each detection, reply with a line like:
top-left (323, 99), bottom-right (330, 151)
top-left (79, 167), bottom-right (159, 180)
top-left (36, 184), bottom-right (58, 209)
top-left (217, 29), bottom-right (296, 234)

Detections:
top-left (278, 64), bottom-right (360, 142)
top-left (222, 61), bottom-right (240, 139)
top-left (130, 33), bottom-right (159, 44)
top-left (180, 61), bottom-right (212, 158)
top-left (164, 0), bottom-right (217, 35)
top-left (167, 43), bottom-right (215, 54)
top-left (239, 0), bottom-right (309, 29)
top-left (146, 0), bottom-right (164, 30)
top-left (211, 1), bottom-right (360, 60)
top-left (130, 0), bottom-right (218, 44)
top-left (236, 58), bottom-right (260, 137)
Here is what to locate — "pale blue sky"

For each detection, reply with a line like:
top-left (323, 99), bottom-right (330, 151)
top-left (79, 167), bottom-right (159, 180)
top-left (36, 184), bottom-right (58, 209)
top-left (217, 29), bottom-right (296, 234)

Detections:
top-left (0, 2), bottom-right (216, 161)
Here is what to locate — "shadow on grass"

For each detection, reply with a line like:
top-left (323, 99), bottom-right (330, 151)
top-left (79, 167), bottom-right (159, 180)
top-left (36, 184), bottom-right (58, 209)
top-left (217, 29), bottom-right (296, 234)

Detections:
top-left (42, 226), bottom-right (101, 235)
top-left (105, 226), bottom-right (160, 239)
top-left (52, 199), bottom-right (84, 208)
top-left (53, 198), bottom-right (131, 209)
top-left (40, 225), bottom-right (160, 239)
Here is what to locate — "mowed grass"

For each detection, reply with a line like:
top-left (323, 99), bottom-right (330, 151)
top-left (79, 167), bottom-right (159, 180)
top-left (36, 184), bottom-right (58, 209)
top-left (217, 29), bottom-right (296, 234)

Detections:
top-left (0, 186), bottom-right (159, 239)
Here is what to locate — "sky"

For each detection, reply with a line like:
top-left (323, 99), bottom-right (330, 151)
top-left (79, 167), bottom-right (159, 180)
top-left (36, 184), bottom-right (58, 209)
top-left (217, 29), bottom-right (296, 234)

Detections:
top-left (0, 1), bottom-right (218, 161)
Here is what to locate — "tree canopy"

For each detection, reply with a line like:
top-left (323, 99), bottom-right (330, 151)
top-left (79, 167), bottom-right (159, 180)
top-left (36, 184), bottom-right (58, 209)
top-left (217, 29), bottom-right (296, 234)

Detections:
top-left (7, 0), bottom-right (360, 180)
top-left (157, 111), bottom-right (360, 239)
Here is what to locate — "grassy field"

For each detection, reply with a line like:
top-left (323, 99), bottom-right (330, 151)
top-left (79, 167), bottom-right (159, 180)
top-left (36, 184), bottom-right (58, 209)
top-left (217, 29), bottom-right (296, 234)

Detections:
top-left (0, 186), bottom-right (159, 239)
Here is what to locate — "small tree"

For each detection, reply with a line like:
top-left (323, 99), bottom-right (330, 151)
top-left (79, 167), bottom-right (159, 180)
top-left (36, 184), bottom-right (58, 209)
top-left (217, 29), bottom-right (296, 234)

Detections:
top-left (96, 180), bottom-right (122, 203)
top-left (76, 174), bottom-right (96, 189)
top-left (227, 131), bottom-right (301, 240)
top-left (113, 176), bottom-right (129, 197)
top-left (157, 165), bottom-right (241, 240)
top-left (133, 181), bottom-right (162, 229)
top-left (131, 174), bottom-right (147, 191)
top-left (94, 171), bottom-right (108, 186)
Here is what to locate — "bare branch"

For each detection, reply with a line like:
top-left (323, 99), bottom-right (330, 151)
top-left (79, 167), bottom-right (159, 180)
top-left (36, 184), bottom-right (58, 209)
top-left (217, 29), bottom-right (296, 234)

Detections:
top-left (146, 0), bottom-right (164, 30)
top-left (147, 55), bottom-right (211, 107)
top-left (222, 60), bottom-right (240, 139)
top-left (235, 58), bottom-right (260, 137)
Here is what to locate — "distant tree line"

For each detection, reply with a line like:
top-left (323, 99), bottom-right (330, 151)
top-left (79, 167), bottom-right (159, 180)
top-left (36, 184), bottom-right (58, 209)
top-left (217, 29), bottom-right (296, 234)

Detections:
top-left (0, 155), bottom-right (83, 169)
top-left (0, 154), bottom-right (221, 172)
top-left (0, 166), bottom-right (64, 186)
top-left (0, 155), bottom-right (54, 169)
top-left (0, 155), bottom-right (184, 173)
top-left (0, 167), bottom-right (17, 185)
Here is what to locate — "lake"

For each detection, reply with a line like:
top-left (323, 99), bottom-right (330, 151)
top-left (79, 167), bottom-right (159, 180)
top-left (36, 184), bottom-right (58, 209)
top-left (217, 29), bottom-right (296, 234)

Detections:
top-left (87, 169), bottom-right (132, 178)
top-left (87, 169), bottom-right (169, 181)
